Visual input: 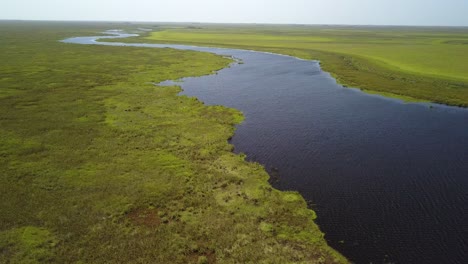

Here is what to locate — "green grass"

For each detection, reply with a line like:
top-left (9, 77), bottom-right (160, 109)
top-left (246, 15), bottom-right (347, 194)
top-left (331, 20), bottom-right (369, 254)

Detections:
top-left (110, 24), bottom-right (468, 106)
top-left (147, 29), bottom-right (468, 82)
top-left (0, 21), bottom-right (347, 263)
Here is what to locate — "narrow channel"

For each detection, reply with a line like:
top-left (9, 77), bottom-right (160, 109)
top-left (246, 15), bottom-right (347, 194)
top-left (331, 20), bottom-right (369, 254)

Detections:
top-left (63, 31), bottom-right (468, 264)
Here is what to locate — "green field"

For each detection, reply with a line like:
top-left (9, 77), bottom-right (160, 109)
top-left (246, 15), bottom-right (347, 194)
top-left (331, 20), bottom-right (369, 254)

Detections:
top-left (111, 24), bottom-right (468, 106)
top-left (0, 21), bottom-right (346, 263)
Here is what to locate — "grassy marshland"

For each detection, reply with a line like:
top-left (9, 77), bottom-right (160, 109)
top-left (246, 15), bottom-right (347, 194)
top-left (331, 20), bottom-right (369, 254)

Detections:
top-left (111, 24), bottom-right (468, 106)
top-left (0, 21), bottom-right (347, 263)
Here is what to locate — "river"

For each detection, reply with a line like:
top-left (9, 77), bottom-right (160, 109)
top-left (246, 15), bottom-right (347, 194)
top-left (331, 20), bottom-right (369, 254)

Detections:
top-left (63, 31), bottom-right (468, 264)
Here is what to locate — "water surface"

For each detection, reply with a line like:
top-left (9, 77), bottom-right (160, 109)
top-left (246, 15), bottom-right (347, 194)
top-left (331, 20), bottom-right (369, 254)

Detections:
top-left (64, 32), bottom-right (468, 264)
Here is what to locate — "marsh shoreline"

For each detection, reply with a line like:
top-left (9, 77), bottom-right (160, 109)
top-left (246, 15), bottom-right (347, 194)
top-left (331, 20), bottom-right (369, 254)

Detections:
top-left (0, 22), bottom-right (349, 263)
top-left (64, 31), bottom-right (468, 264)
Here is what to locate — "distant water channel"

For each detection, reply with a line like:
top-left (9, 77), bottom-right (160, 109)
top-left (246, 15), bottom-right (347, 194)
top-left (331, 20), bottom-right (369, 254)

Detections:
top-left (63, 32), bottom-right (468, 264)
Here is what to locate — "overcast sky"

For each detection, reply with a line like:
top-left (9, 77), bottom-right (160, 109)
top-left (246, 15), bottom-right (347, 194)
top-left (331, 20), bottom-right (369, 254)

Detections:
top-left (1, 0), bottom-right (467, 26)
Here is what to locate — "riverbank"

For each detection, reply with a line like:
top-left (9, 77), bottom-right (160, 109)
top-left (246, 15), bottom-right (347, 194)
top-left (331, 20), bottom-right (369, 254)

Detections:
top-left (104, 24), bottom-right (468, 107)
top-left (0, 21), bottom-right (347, 263)
top-left (91, 25), bottom-right (468, 263)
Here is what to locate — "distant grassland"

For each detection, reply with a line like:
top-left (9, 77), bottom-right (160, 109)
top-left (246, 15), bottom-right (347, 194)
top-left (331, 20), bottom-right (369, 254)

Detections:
top-left (150, 29), bottom-right (468, 82)
top-left (115, 24), bottom-right (468, 106)
top-left (0, 21), bottom-right (346, 263)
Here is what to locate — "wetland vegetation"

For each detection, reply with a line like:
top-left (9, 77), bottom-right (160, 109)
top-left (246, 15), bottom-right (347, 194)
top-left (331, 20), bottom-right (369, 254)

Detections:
top-left (108, 24), bottom-right (468, 107)
top-left (0, 21), bottom-right (347, 263)
top-left (3, 19), bottom-right (467, 264)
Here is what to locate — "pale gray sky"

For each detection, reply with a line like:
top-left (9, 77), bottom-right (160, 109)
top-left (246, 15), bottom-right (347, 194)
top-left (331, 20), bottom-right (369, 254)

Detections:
top-left (1, 0), bottom-right (468, 26)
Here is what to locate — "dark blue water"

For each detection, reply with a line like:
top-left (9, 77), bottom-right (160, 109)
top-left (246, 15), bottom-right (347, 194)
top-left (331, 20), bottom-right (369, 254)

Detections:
top-left (64, 32), bottom-right (468, 264)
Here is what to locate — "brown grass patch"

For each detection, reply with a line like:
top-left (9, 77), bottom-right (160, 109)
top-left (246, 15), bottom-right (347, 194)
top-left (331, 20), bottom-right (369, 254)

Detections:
top-left (127, 208), bottom-right (161, 228)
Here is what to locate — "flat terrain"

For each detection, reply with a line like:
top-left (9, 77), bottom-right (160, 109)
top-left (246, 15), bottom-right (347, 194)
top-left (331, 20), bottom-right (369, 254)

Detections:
top-left (114, 24), bottom-right (468, 106)
top-left (0, 21), bottom-right (346, 263)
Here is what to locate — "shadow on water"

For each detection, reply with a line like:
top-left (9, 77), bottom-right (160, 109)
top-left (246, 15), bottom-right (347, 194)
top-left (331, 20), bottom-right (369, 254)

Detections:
top-left (64, 31), bottom-right (468, 264)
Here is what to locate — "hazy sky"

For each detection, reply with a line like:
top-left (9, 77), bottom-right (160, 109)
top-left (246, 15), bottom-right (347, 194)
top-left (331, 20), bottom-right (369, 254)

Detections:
top-left (2, 0), bottom-right (468, 26)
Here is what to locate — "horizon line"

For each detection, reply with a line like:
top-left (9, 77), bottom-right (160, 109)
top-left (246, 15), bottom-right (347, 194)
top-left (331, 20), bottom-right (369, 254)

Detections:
top-left (1, 19), bottom-right (468, 28)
